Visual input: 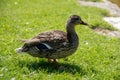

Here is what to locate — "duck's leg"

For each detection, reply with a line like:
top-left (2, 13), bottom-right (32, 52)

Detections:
top-left (48, 59), bottom-right (58, 63)
top-left (53, 59), bottom-right (58, 63)
top-left (48, 59), bottom-right (58, 68)
top-left (48, 59), bottom-right (54, 63)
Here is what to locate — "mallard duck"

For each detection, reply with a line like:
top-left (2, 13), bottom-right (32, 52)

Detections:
top-left (15, 15), bottom-right (88, 63)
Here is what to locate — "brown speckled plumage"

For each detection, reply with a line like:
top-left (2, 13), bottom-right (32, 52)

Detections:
top-left (15, 15), bottom-right (88, 62)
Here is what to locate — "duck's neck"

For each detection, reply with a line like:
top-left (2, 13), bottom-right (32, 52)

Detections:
top-left (66, 23), bottom-right (79, 46)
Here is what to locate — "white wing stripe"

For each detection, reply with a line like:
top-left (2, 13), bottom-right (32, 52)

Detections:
top-left (42, 43), bottom-right (53, 49)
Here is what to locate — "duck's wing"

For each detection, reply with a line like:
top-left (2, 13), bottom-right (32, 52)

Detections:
top-left (24, 30), bottom-right (68, 50)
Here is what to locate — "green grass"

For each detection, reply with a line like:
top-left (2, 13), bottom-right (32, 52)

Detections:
top-left (81, 0), bottom-right (102, 2)
top-left (0, 0), bottom-right (120, 80)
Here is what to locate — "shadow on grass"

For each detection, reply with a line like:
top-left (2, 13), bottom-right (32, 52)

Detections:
top-left (18, 60), bottom-right (86, 76)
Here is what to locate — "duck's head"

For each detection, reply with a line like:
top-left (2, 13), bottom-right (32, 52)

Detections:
top-left (67, 15), bottom-right (88, 25)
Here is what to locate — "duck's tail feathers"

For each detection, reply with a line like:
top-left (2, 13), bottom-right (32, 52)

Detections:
top-left (15, 47), bottom-right (23, 53)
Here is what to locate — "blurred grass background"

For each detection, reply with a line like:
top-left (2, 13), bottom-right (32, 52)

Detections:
top-left (0, 0), bottom-right (120, 80)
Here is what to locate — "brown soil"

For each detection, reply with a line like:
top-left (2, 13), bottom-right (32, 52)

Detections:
top-left (78, 0), bottom-right (120, 38)
top-left (78, 0), bottom-right (120, 16)
top-left (94, 28), bottom-right (120, 38)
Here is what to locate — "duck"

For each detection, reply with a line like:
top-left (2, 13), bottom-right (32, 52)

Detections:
top-left (15, 15), bottom-right (88, 63)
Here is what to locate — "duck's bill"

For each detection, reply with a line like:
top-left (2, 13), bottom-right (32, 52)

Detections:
top-left (80, 21), bottom-right (88, 25)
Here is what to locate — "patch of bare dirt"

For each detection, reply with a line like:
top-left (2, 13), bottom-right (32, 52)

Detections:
top-left (103, 17), bottom-right (120, 30)
top-left (78, 0), bottom-right (120, 38)
top-left (78, 0), bottom-right (120, 16)
top-left (94, 28), bottom-right (120, 38)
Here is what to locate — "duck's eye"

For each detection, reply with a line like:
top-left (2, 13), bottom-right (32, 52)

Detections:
top-left (74, 18), bottom-right (79, 20)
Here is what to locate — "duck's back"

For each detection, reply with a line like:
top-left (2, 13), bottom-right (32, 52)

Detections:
top-left (33, 30), bottom-right (67, 42)
top-left (31, 30), bottom-right (68, 49)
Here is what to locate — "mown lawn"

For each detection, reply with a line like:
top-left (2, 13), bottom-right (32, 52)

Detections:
top-left (0, 0), bottom-right (120, 80)
top-left (82, 0), bottom-right (102, 2)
